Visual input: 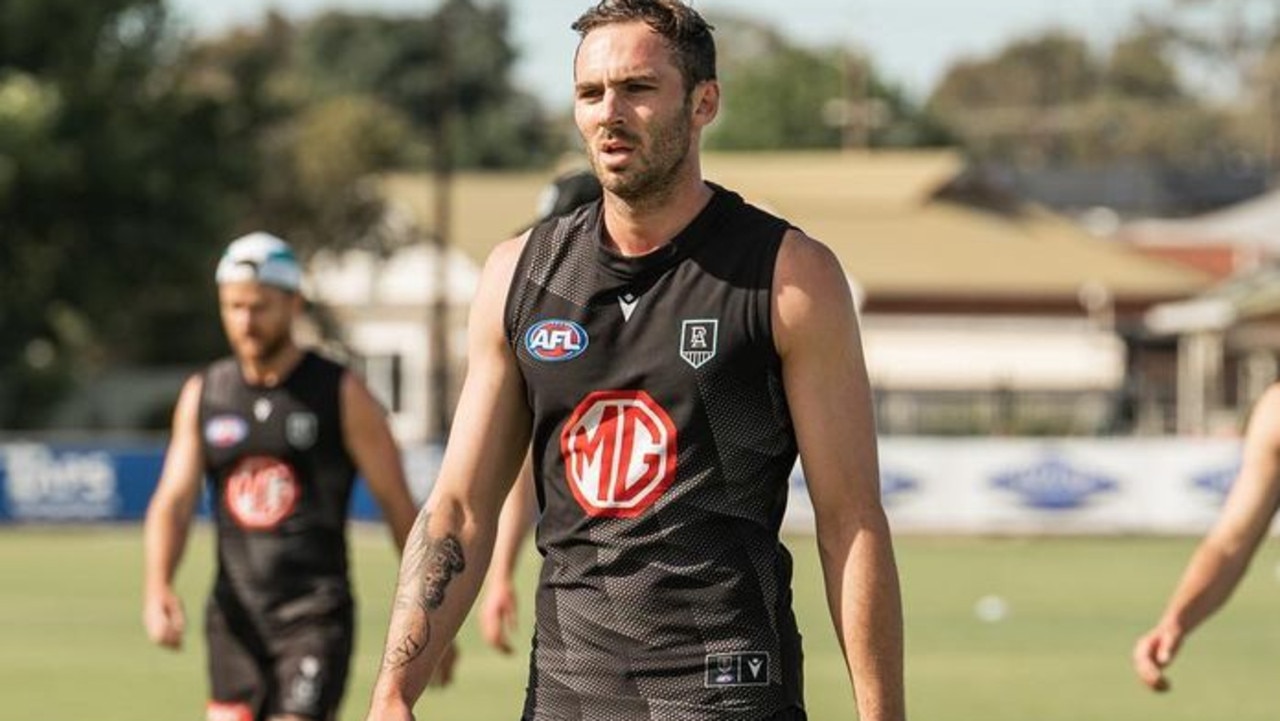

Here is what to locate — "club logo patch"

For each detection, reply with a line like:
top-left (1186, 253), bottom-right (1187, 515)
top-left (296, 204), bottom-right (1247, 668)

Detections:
top-left (204, 415), bottom-right (248, 449)
top-left (253, 397), bottom-right (273, 422)
top-left (525, 319), bottom-right (589, 362)
top-left (561, 390), bottom-right (677, 518)
top-left (225, 456), bottom-right (300, 530)
top-left (289, 655), bottom-right (323, 710)
top-left (680, 319), bottom-right (718, 369)
top-left (286, 412), bottom-right (318, 450)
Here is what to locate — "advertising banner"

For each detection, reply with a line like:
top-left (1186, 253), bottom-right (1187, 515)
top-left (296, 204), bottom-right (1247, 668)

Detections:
top-left (0, 439), bottom-right (1244, 534)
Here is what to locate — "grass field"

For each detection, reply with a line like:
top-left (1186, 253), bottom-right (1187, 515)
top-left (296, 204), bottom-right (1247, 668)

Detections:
top-left (3, 526), bottom-right (1279, 720)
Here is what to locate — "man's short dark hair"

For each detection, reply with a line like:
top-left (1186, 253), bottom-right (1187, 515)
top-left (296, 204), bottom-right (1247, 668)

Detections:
top-left (572, 0), bottom-right (716, 93)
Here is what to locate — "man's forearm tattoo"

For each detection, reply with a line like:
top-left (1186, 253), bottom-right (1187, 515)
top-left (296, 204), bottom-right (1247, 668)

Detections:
top-left (385, 623), bottom-right (428, 669)
top-left (417, 534), bottom-right (466, 611)
top-left (384, 515), bottom-right (467, 670)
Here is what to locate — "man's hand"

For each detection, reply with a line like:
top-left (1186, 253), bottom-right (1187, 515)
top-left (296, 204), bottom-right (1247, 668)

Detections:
top-left (143, 587), bottom-right (185, 650)
top-left (1132, 624), bottom-right (1181, 692)
top-left (479, 580), bottom-right (520, 655)
top-left (429, 642), bottom-right (460, 687)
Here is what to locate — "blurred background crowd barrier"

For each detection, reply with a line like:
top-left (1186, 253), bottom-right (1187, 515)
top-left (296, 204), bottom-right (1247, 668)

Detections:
top-left (0, 438), bottom-right (1242, 535)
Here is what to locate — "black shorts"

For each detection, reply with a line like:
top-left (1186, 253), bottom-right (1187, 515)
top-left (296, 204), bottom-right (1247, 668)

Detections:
top-left (204, 597), bottom-right (354, 721)
top-left (519, 706), bottom-right (807, 721)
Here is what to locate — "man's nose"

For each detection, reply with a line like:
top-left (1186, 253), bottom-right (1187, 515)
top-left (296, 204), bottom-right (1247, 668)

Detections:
top-left (600, 89), bottom-right (625, 127)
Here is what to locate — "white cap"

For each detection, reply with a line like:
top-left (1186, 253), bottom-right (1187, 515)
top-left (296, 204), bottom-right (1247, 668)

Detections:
top-left (215, 232), bottom-right (302, 291)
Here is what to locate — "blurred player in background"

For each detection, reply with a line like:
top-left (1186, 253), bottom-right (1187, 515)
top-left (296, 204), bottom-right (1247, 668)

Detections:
top-left (364, 1), bottom-right (904, 720)
top-left (1133, 386), bottom-right (1280, 692)
top-left (141, 232), bottom-right (449, 721)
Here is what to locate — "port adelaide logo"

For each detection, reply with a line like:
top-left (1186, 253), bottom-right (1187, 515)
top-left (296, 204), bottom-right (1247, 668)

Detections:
top-left (680, 319), bottom-right (718, 369)
top-left (525, 319), bottom-right (589, 362)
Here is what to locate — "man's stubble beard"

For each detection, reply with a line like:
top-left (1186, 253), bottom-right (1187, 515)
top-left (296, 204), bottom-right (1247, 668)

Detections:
top-left (591, 99), bottom-right (694, 207)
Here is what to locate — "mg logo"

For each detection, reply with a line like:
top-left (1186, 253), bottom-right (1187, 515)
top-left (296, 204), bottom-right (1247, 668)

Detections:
top-left (560, 390), bottom-right (678, 518)
top-left (225, 456), bottom-right (300, 530)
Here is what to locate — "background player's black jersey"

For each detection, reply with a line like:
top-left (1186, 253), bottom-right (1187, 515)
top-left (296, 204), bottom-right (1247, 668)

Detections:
top-left (198, 351), bottom-right (356, 626)
top-left (506, 185), bottom-right (804, 720)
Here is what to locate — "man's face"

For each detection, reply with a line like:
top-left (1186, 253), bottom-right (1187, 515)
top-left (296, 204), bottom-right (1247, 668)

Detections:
top-left (573, 21), bottom-right (713, 201)
top-left (217, 282), bottom-right (299, 364)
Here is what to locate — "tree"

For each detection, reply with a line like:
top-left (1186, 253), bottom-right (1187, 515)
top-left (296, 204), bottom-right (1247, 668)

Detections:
top-left (1153, 0), bottom-right (1280, 174)
top-left (927, 26), bottom-right (1236, 165)
top-left (293, 2), bottom-right (559, 169)
top-left (932, 32), bottom-right (1099, 116)
top-left (0, 0), bottom-right (238, 428)
top-left (1107, 27), bottom-right (1183, 100)
top-left (705, 13), bottom-right (949, 151)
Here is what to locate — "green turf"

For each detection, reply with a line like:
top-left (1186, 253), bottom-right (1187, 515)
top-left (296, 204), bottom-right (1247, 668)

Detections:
top-left (2, 526), bottom-right (1278, 720)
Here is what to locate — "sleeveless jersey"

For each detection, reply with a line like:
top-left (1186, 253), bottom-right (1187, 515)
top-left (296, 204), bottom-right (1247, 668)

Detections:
top-left (506, 185), bottom-right (804, 720)
top-left (198, 351), bottom-right (356, 625)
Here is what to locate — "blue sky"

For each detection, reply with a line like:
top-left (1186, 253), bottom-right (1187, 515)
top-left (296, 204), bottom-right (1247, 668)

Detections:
top-left (167, 0), bottom-right (1174, 107)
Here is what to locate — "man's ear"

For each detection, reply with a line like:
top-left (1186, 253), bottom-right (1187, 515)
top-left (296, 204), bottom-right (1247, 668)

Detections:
top-left (691, 79), bottom-right (720, 127)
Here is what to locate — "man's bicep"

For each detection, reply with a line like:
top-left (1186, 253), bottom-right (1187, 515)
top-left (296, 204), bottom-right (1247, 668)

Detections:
top-left (1213, 387), bottom-right (1280, 548)
top-left (428, 236), bottom-right (533, 519)
top-left (774, 233), bottom-right (880, 520)
top-left (153, 376), bottom-right (206, 511)
top-left (341, 373), bottom-right (406, 487)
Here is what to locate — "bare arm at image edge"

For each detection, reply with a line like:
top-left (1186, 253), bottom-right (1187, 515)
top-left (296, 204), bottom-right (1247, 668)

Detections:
top-left (365, 236), bottom-right (533, 721)
top-left (773, 230), bottom-right (906, 721)
top-left (1132, 385), bottom-right (1280, 692)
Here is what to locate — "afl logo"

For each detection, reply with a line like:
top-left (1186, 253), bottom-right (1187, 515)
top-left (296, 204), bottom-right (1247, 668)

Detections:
top-left (225, 456), bottom-right (300, 530)
top-left (525, 319), bottom-right (588, 362)
top-left (205, 415), bottom-right (248, 449)
top-left (561, 390), bottom-right (677, 518)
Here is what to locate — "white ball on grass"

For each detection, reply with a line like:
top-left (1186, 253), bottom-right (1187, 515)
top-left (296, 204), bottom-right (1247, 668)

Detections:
top-left (974, 594), bottom-right (1009, 623)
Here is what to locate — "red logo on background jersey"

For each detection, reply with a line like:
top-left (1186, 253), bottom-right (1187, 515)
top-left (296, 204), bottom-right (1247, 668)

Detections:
top-left (561, 390), bottom-right (677, 518)
top-left (224, 456), bottom-right (299, 530)
top-left (206, 701), bottom-right (253, 721)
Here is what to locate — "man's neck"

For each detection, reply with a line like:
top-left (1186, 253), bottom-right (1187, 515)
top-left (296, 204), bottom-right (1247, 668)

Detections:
top-left (238, 344), bottom-right (304, 387)
top-left (603, 174), bottom-right (714, 257)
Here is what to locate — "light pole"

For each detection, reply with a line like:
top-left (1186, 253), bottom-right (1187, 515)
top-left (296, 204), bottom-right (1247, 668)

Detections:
top-left (429, 1), bottom-right (455, 442)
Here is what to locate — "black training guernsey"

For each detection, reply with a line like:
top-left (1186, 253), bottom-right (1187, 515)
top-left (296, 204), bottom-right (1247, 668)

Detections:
top-left (506, 185), bottom-right (805, 720)
top-left (198, 351), bottom-right (356, 627)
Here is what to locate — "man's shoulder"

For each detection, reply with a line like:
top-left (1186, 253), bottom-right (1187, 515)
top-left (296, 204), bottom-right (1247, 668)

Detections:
top-left (711, 182), bottom-right (793, 230)
top-left (300, 349), bottom-right (350, 377)
top-left (198, 357), bottom-right (242, 404)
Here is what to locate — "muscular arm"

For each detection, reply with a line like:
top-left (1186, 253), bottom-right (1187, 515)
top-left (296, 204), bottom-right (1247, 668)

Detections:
top-left (366, 236), bottom-right (533, 719)
top-left (1133, 385), bottom-right (1280, 691)
top-left (341, 372), bottom-right (418, 552)
top-left (773, 231), bottom-right (905, 721)
top-left (142, 375), bottom-right (206, 650)
top-left (480, 454), bottom-right (537, 654)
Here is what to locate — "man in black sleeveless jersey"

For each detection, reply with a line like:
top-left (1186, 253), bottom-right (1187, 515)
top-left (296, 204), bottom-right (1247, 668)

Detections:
top-left (142, 232), bottom-right (435, 721)
top-left (366, 2), bottom-right (905, 720)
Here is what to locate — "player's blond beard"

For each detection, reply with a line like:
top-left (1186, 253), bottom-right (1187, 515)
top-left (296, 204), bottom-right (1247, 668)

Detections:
top-left (235, 325), bottom-right (293, 369)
